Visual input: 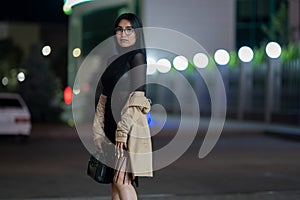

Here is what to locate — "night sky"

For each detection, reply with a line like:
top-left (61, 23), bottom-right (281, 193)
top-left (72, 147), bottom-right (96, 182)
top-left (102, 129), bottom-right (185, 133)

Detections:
top-left (0, 0), bottom-right (68, 23)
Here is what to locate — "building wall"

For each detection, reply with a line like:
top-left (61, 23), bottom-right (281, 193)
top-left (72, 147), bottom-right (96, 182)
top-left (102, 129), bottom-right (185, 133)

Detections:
top-left (289, 0), bottom-right (300, 42)
top-left (8, 23), bottom-right (40, 57)
top-left (0, 22), bottom-right (40, 57)
top-left (142, 0), bottom-right (236, 54)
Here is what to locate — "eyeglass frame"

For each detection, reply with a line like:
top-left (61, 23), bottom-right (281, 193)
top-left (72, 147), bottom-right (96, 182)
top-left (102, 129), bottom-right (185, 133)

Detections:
top-left (114, 26), bottom-right (135, 36)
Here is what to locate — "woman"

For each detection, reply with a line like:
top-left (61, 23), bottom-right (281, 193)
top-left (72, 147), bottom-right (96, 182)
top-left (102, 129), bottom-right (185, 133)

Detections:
top-left (93, 13), bottom-right (153, 200)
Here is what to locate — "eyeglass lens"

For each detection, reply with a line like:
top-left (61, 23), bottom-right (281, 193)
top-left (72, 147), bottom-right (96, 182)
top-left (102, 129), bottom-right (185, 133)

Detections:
top-left (115, 27), bottom-right (134, 35)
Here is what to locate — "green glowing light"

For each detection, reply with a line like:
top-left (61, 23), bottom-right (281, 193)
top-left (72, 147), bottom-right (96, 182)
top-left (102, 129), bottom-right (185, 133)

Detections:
top-left (63, 4), bottom-right (72, 15)
top-left (63, 0), bottom-right (93, 15)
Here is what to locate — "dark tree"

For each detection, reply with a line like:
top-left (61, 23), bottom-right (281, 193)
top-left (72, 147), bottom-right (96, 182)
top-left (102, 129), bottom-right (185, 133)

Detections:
top-left (18, 43), bottom-right (62, 122)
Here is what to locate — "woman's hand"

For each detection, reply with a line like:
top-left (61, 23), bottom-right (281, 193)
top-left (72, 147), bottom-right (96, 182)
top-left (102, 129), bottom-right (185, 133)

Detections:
top-left (115, 141), bottom-right (127, 158)
top-left (94, 138), bottom-right (105, 152)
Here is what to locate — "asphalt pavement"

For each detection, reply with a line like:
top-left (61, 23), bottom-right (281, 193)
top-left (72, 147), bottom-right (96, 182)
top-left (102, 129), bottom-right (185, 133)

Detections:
top-left (1, 115), bottom-right (300, 200)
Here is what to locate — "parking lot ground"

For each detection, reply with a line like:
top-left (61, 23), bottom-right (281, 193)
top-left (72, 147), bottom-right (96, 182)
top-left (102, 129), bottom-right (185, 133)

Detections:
top-left (1, 117), bottom-right (300, 200)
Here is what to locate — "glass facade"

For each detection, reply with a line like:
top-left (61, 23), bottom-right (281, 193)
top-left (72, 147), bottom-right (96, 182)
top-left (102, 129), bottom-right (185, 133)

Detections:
top-left (236, 0), bottom-right (287, 49)
top-left (81, 6), bottom-right (124, 57)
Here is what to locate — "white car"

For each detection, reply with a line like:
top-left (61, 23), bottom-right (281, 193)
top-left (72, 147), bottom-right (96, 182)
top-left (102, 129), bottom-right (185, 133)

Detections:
top-left (0, 93), bottom-right (32, 139)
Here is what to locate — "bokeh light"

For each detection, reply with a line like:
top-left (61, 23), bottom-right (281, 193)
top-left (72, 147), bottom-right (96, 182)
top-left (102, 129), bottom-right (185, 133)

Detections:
top-left (63, 0), bottom-right (93, 15)
top-left (64, 86), bottom-right (73, 105)
top-left (214, 49), bottom-right (230, 65)
top-left (17, 72), bottom-right (25, 82)
top-left (42, 45), bottom-right (51, 56)
top-left (147, 57), bottom-right (157, 75)
top-left (63, 4), bottom-right (72, 15)
top-left (73, 84), bottom-right (80, 95)
top-left (238, 46), bottom-right (254, 62)
top-left (173, 56), bottom-right (188, 71)
top-left (73, 48), bottom-right (81, 58)
top-left (193, 53), bottom-right (209, 68)
top-left (157, 58), bottom-right (171, 73)
top-left (1, 77), bottom-right (8, 86)
top-left (265, 42), bottom-right (281, 59)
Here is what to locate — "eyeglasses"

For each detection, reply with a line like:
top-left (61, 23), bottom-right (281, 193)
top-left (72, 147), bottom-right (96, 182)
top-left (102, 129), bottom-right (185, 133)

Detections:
top-left (115, 26), bottom-right (135, 36)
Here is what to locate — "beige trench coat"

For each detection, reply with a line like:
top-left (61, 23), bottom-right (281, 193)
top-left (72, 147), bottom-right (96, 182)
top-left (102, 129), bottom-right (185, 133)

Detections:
top-left (115, 91), bottom-right (153, 178)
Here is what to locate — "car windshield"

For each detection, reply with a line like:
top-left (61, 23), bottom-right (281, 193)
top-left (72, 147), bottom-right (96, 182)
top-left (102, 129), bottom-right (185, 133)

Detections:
top-left (0, 98), bottom-right (22, 108)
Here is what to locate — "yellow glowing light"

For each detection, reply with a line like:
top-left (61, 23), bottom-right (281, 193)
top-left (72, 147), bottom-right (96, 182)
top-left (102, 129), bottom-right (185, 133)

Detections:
top-left (72, 48), bottom-right (81, 58)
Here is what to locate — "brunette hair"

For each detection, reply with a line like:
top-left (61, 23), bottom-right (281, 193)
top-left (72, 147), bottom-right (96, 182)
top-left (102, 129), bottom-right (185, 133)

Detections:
top-left (113, 13), bottom-right (146, 53)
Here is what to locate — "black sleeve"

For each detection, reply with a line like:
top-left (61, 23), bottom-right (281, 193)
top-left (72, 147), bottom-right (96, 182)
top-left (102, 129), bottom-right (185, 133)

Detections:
top-left (100, 71), bottom-right (109, 97)
top-left (130, 52), bottom-right (147, 92)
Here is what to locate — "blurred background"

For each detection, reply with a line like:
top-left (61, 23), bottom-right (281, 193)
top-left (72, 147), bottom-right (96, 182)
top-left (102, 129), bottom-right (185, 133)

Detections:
top-left (0, 0), bottom-right (67, 123)
top-left (1, 0), bottom-right (299, 126)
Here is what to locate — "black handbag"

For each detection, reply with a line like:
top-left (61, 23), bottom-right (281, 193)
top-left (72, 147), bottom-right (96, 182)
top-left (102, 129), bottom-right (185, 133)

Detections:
top-left (87, 153), bottom-right (114, 184)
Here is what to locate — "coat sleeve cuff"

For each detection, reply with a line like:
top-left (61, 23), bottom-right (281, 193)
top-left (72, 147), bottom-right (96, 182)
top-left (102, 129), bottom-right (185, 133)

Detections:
top-left (115, 131), bottom-right (128, 143)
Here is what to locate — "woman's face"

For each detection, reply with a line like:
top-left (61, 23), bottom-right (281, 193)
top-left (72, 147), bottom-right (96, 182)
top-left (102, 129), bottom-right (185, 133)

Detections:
top-left (115, 19), bottom-right (136, 48)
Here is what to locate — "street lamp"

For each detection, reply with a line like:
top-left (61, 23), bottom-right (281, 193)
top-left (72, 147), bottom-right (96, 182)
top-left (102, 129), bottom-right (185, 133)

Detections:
top-left (237, 46), bottom-right (254, 120)
top-left (265, 41), bottom-right (282, 123)
top-left (213, 49), bottom-right (230, 122)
